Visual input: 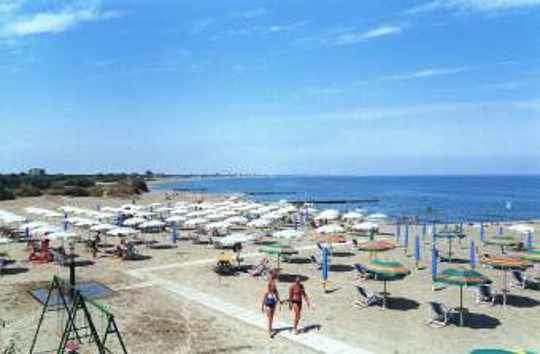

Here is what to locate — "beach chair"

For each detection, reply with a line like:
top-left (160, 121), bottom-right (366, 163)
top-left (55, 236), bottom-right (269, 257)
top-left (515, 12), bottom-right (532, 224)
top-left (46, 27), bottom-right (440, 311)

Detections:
top-left (354, 286), bottom-right (383, 308)
top-left (249, 258), bottom-right (269, 277)
top-left (476, 285), bottom-right (496, 306)
top-left (310, 254), bottom-right (321, 270)
top-left (353, 263), bottom-right (372, 281)
top-left (426, 301), bottom-right (454, 328)
top-left (511, 270), bottom-right (527, 289)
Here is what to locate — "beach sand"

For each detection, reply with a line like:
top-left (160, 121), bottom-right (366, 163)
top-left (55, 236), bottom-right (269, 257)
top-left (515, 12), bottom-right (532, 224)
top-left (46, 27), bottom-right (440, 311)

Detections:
top-left (1, 192), bottom-right (539, 353)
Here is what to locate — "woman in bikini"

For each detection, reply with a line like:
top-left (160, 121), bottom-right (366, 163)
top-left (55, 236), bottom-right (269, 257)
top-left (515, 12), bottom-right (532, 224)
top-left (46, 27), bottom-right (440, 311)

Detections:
top-left (261, 281), bottom-right (280, 337)
top-left (288, 276), bottom-right (311, 335)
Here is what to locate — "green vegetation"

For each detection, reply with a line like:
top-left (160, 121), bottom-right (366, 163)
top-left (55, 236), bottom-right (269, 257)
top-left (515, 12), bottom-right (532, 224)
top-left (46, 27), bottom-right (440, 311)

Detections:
top-left (0, 173), bottom-right (149, 201)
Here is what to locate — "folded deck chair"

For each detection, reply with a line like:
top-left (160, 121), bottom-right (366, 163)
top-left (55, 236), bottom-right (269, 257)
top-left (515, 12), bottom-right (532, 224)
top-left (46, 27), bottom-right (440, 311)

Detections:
top-left (249, 259), bottom-right (269, 277)
top-left (476, 284), bottom-right (496, 306)
top-left (354, 263), bottom-right (372, 281)
top-left (512, 270), bottom-right (526, 289)
top-left (426, 301), bottom-right (454, 328)
top-left (310, 255), bottom-right (321, 270)
top-left (354, 286), bottom-right (383, 308)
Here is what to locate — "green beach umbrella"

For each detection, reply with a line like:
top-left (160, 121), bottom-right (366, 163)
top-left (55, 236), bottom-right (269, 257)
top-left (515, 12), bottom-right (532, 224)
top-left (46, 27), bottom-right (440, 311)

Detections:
top-left (435, 267), bottom-right (491, 326)
top-left (470, 349), bottom-right (536, 354)
top-left (357, 240), bottom-right (396, 259)
top-left (434, 231), bottom-right (460, 262)
top-left (521, 249), bottom-right (540, 263)
top-left (364, 258), bottom-right (410, 308)
top-left (258, 243), bottom-right (298, 269)
top-left (483, 236), bottom-right (519, 254)
top-left (481, 255), bottom-right (532, 306)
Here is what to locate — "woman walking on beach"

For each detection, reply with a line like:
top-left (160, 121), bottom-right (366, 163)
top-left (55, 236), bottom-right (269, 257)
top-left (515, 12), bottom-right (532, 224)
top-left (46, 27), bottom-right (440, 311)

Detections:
top-left (261, 281), bottom-right (280, 337)
top-left (289, 276), bottom-right (311, 335)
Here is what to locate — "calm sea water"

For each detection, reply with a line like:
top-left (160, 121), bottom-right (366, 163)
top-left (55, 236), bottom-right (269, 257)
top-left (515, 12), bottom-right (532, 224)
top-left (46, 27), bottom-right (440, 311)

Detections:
top-left (152, 175), bottom-right (540, 222)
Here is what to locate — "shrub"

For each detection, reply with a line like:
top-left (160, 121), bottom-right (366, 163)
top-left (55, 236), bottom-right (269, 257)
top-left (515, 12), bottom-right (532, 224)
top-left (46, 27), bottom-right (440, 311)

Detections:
top-left (17, 184), bottom-right (42, 197)
top-left (0, 188), bottom-right (16, 200)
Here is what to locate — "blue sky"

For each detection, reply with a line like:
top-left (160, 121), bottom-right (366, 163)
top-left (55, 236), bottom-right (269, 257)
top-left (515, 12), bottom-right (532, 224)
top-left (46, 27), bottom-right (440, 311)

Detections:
top-left (0, 0), bottom-right (539, 175)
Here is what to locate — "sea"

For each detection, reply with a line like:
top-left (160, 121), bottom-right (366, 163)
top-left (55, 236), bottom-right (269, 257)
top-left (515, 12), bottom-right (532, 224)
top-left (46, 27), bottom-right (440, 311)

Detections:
top-left (151, 175), bottom-right (540, 222)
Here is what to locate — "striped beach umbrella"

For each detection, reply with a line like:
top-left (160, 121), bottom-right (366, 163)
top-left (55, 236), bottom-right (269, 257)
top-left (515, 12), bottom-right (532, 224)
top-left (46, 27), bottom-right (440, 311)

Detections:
top-left (484, 236), bottom-right (519, 254)
top-left (364, 258), bottom-right (410, 308)
top-left (358, 240), bottom-right (396, 259)
top-left (480, 255), bottom-right (532, 307)
top-left (435, 267), bottom-right (491, 326)
top-left (521, 249), bottom-right (540, 263)
top-left (435, 231), bottom-right (459, 262)
top-left (258, 243), bottom-right (298, 269)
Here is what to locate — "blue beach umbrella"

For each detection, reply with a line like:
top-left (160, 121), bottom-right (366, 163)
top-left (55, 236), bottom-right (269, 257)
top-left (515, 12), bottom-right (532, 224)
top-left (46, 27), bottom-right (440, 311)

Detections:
top-left (431, 246), bottom-right (438, 280)
top-left (25, 227), bottom-right (29, 239)
top-left (396, 221), bottom-right (401, 243)
top-left (404, 224), bottom-right (409, 254)
top-left (480, 223), bottom-right (485, 242)
top-left (63, 220), bottom-right (68, 231)
top-left (171, 222), bottom-right (178, 243)
top-left (414, 234), bottom-right (421, 264)
top-left (96, 203), bottom-right (101, 211)
top-left (498, 225), bottom-right (503, 236)
top-left (527, 231), bottom-right (533, 251)
top-left (321, 244), bottom-right (331, 284)
top-left (469, 240), bottom-right (477, 269)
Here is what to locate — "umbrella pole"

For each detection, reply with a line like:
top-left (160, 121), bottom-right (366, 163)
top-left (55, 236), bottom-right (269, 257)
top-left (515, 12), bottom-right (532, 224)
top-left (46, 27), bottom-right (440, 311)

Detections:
top-left (449, 239), bottom-right (452, 263)
top-left (459, 285), bottom-right (464, 326)
top-left (503, 270), bottom-right (507, 308)
top-left (383, 281), bottom-right (387, 310)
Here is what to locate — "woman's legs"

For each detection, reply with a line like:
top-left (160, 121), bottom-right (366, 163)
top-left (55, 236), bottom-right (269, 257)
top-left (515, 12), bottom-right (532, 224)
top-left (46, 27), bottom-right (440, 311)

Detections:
top-left (292, 303), bottom-right (301, 334)
top-left (265, 306), bottom-right (275, 335)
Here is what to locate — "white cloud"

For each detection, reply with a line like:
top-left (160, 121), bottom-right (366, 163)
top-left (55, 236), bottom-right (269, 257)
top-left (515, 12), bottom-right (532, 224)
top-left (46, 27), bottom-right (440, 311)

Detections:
top-left (231, 7), bottom-right (268, 19)
top-left (406, 0), bottom-right (540, 14)
top-left (0, 0), bottom-right (122, 39)
top-left (334, 25), bottom-right (402, 46)
top-left (383, 66), bottom-right (470, 80)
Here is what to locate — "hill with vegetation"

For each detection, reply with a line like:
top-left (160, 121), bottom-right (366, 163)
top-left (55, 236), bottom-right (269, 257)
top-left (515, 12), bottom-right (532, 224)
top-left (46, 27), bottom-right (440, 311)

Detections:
top-left (0, 173), bottom-right (149, 201)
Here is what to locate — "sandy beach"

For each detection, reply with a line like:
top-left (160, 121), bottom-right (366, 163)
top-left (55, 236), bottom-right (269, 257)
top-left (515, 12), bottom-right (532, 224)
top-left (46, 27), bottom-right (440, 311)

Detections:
top-left (1, 192), bottom-right (539, 354)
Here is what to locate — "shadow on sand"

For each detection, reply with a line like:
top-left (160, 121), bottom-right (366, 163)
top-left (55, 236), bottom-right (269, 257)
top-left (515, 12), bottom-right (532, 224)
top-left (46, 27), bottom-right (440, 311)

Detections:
top-left (385, 297), bottom-right (420, 311)
top-left (124, 254), bottom-right (152, 261)
top-left (460, 312), bottom-right (501, 329)
top-left (278, 274), bottom-right (309, 283)
top-left (504, 294), bottom-right (540, 308)
top-left (0, 267), bottom-right (29, 275)
top-left (332, 252), bottom-right (355, 258)
top-left (329, 264), bottom-right (354, 272)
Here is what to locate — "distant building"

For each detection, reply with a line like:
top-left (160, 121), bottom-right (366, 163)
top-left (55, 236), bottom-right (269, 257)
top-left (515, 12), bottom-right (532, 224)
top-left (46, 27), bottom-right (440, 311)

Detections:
top-left (28, 168), bottom-right (46, 176)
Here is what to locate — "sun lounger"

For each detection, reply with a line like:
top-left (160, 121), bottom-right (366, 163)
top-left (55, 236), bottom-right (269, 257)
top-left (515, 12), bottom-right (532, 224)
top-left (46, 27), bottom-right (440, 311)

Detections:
top-left (426, 301), bottom-right (455, 327)
top-left (249, 258), bottom-right (269, 277)
top-left (353, 263), bottom-right (372, 281)
top-left (511, 270), bottom-right (538, 289)
top-left (476, 285), bottom-right (496, 306)
top-left (354, 286), bottom-right (383, 308)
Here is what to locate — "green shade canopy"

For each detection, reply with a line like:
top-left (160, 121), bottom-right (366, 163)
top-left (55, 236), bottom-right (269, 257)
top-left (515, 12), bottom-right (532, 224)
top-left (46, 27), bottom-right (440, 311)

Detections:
top-left (470, 349), bottom-right (536, 354)
top-left (435, 267), bottom-right (491, 287)
top-left (483, 236), bottom-right (518, 247)
top-left (521, 249), bottom-right (540, 263)
top-left (257, 244), bottom-right (298, 256)
top-left (365, 258), bottom-right (410, 280)
top-left (480, 255), bottom-right (532, 270)
top-left (357, 240), bottom-right (396, 253)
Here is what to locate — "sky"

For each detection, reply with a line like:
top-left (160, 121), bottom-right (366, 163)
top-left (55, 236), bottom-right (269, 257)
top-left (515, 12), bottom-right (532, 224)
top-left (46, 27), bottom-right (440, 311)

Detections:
top-left (0, 0), bottom-right (539, 175)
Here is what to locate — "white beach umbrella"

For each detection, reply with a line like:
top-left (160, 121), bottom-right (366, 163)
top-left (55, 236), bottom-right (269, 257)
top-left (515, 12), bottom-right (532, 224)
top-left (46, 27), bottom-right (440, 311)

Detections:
top-left (74, 219), bottom-right (99, 227)
top-left (247, 218), bottom-right (273, 228)
top-left (123, 217), bottom-right (146, 227)
top-left (107, 227), bottom-right (138, 236)
top-left (508, 224), bottom-right (534, 234)
top-left (367, 213), bottom-right (388, 221)
top-left (225, 216), bottom-right (248, 225)
top-left (48, 231), bottom-right (78, 240)
top-left (90, 223), bottom-right (116, 232)
top-left (184, 217), bottom-right (209, 227)
top-left (166, 215), bottom-right (187, 223)
top-left (205, 221), bottom-right (231, 231)
top-left (139, 220), bottom-right (165, 229)
top-left (352, 221), bottom-right (379, 232)
top-left (315, 209), bottom-right (340, 221)
top-left (214, 233), bottom-right (256, 247)
top-left (342, 211), bottom-right (364, 221)
top-left (315, 224), bottom-right (344, 234)
top-left (20, 221), bottom-right (48, 231)
top-left (273, 229), bottom-right (304, 239)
